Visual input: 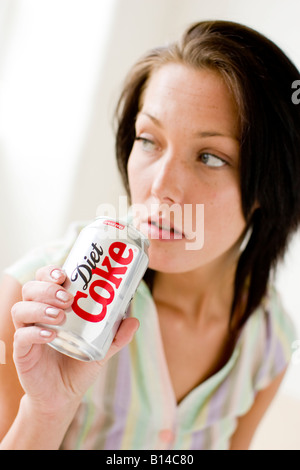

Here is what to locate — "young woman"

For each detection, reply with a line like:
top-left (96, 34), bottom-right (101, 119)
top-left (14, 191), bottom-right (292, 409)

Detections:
top-left (0, 20), bottom-right (299, 450)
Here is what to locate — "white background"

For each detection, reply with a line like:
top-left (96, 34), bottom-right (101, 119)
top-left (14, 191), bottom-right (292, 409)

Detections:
top-left (0, 0), bottom-right (299, 448)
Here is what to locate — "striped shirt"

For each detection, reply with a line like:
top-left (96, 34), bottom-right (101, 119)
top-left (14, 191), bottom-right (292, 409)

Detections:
top-left (5, 222), bottom-right (296, 450)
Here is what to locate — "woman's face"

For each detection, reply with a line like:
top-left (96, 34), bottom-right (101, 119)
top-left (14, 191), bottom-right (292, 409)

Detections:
top-left (127, 63), bottom-right (246, 273)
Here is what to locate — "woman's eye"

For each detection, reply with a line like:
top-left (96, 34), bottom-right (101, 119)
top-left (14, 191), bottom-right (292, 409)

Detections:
top-left (135, 137), bottom-right (156, 152)
top-left (199, 153), bottom-right (227, 167)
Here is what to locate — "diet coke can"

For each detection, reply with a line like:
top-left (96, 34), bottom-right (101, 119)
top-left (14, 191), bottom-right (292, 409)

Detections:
top-left (43, 217), bottom-right (149, 361)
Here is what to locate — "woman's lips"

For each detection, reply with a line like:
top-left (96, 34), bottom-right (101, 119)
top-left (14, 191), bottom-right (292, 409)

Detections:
top-left (140, 217), bottom-right (186, 241)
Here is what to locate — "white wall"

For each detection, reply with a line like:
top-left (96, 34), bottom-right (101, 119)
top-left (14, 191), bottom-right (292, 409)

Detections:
top-left (0, 0), bottom-right (118, 266)
top-left (0, 0), bottom-right (299, 404)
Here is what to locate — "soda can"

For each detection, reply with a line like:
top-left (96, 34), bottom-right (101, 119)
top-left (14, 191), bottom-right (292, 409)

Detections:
top-left (42, 217), bottom-right (149, 362)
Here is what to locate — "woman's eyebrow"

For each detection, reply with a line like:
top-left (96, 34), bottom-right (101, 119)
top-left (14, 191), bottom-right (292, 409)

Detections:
top-left (138, 111), bottom-right (163, 127)
top-left (197, 131), bottom-right (240, 143)
top-left (138, 111), bottom-right (240, 143)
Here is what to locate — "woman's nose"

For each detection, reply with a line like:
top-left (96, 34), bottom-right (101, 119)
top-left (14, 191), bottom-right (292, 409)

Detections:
top-left (151, 154), bottom-right (185, 204)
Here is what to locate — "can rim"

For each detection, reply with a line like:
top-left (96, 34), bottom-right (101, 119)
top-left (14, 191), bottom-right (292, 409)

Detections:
top-left (94, 216), bottom-right (150, 246)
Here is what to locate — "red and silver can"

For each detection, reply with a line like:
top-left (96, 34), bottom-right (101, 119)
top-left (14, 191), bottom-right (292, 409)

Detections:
top-left (44, 217), bottom-right (149, 361)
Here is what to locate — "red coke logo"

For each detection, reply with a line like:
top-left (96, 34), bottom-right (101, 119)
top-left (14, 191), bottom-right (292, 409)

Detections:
top-left (71, 241), bottom-right (134, 323)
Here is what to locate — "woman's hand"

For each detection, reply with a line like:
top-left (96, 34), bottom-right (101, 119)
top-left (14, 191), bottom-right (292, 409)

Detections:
top-left (11, 265), bottom-right (139, 416)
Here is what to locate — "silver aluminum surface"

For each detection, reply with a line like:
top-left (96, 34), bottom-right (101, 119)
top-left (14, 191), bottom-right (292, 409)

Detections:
top-left (43, 217), bottom-right (149, 361)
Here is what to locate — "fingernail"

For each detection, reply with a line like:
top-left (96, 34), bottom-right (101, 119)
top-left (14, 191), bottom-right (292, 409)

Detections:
top-left (40, 329), bottom-right (53, 338)
top-left (45, 307), bottom-right (60, 318)
top-left (51, 269), bottom-right (63, 280)
top-left (56, 290), bottom-right (71, 302)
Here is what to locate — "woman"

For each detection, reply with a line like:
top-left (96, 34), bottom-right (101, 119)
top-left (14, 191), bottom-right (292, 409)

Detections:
top-left (0, 20), bottom-right (299, 450)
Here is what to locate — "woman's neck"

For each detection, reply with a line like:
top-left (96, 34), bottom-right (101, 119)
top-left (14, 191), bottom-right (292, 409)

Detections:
top-left (152, 247), bottom-right (240, 325)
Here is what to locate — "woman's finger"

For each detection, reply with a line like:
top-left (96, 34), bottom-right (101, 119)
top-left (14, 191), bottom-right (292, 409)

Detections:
top-left (13, 325), bottom-right (56, 364)
top-left (22, 280), bottom-right (73, 307)
top-left (35, 265), bottom-right (67, 284)
top-left (101, 317), bottom-right (140, 364)
top-left (11, 301), bottom-right (66, 329)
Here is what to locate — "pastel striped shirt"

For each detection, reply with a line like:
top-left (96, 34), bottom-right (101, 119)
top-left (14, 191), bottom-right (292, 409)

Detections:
top-left (5, 222), bottom-right (296, 450)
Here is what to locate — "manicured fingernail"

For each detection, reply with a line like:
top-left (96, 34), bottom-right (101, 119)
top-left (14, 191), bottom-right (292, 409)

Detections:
top-left (45, 307), bottom-right (60, 318)
top-left (56, 290), bottom-right (71, 302)
top-left (40, 330), bottom-right (53, 338)
top-left (51, 269), bottom-right (63, 280)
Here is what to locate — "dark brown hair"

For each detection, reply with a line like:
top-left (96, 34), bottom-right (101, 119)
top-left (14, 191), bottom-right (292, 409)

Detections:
top-left (115, 20), bottom-right (300, 329)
